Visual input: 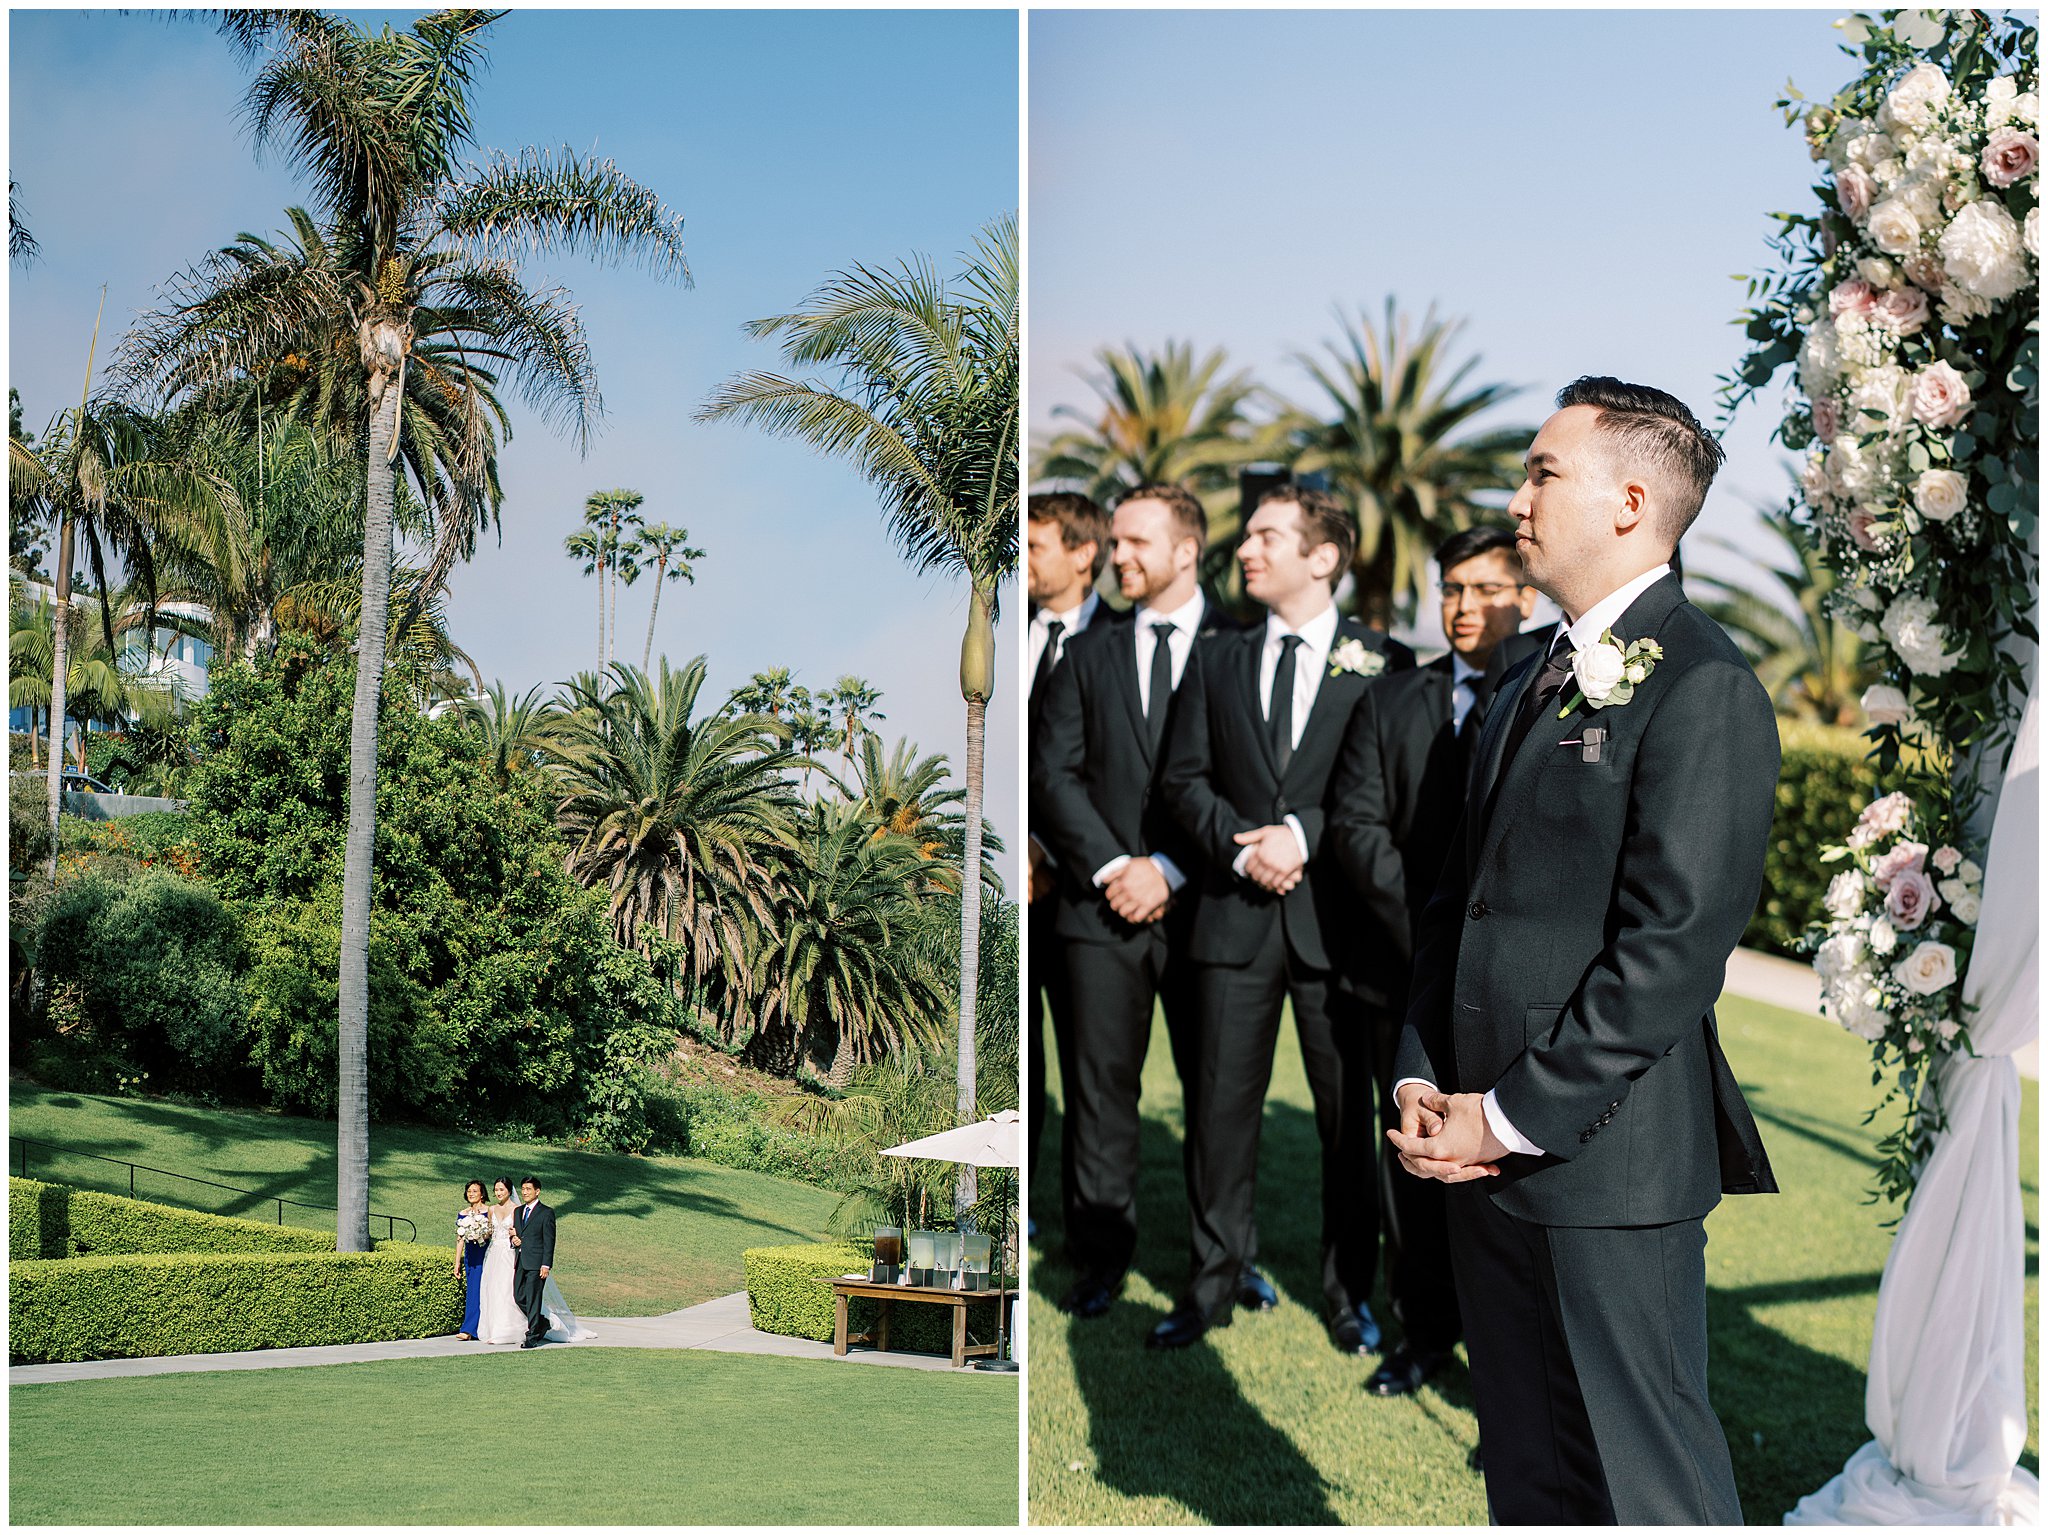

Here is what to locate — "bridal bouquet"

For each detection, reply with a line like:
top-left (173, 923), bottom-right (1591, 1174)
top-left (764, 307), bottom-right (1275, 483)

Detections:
top-left (1810, 786), bottom-right (1984, 1202)
top-left (456, 1211), bottom-right (492, 1247)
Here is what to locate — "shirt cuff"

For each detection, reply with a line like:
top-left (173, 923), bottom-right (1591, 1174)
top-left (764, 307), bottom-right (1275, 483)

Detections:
top-left (1092, 854), bottom-right (1131, 888)
top-left (1230, 844), bottom-right (1254, 879)
top-left (1283, 814), bottom-right (1309, 864)
top-left (1150, 854), bottom-right (1186, 893)
top-left (1392, 1077), bottom-right (1435, 1101)
top-left (1483, 1089), bottom-right (1546, 1157)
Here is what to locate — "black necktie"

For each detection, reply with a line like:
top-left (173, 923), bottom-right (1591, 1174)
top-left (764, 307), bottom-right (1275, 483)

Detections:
top-left (1495, 637), bottom-right (1578, 786)
top-left (1269, 633), bottom-right (1303, 775)
top-left (1031, 620), bottom-right (1065, 709)
top-left (1146, 622), bottom-right (1175, 751)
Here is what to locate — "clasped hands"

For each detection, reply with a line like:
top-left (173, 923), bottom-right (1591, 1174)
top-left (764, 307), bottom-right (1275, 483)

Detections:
top-left (1103, 857), bottom-right (1174, 924)
top-left (1388, 1084), bottom-right (1510, 1183)
top-left (1233, 823), bottom-right (1304, 894)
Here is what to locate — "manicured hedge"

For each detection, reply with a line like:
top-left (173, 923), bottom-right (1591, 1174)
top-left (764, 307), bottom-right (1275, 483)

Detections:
top-left (743, 1241), bottom-right (1003, 1359)
top-left (9, 1178), bottom-right (336, 1261)
top-left (1749, 720), bottom-right (1882, 958)
top-left (9, 1243), bottom-right (464, 1364)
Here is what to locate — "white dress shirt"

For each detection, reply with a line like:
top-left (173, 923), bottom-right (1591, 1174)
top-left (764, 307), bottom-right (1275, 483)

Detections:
top-left (1230, 602), bottom-right (1339, 881)
top-left (1092, 590), bottom-right (1206, 895)
top-left (1399, 563), bottom-right (1673, 1160)
top-left (1028, 590), bottom-right (1100, 680)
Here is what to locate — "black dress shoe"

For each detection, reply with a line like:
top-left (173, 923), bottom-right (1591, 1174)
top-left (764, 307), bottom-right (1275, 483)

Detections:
top-left (1328, 1301), bottom-right (1382, 1355)
top-left (1058, 1277), bottom-right (1119, 1318)
top-left (1147, 1305), bottom-right (1227, 1350)
top-left (1235, 1270), bottom-right (1278, 1312)
top-left (1366, 1342), bottom-right (1453, 1396)
top-left (1468, 1441), bottom-right (1484, 1474)
top-left (519, 1339), bottom-right (538, 1349)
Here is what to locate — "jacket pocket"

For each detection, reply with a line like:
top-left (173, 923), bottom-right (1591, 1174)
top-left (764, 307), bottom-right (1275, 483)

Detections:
top-left (1524, 1004), bottom-right (1564, 1046)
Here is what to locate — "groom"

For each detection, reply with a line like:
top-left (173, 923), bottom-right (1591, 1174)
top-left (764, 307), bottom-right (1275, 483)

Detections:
top-left (1389, 378), bottom-right (1778, 1523)
top-left (512, 1175), bottom-right (557, 1349)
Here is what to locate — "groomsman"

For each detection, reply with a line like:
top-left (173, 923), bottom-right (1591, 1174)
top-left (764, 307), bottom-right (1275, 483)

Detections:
top-left (1327, 525), bottom-right (1536, 1397)
top-left (1390, 378), bottom-right (1777, 1523)
top-left (1154, 486), bottom-right (1415, 1353)
top-left (1032, 483), bottom-right (1231, 1317)
top-left (1027, 492), bottom-right (1113, 1226)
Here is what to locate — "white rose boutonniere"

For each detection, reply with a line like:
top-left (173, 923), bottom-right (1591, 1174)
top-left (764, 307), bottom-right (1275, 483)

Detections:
top-left (1328, 637), bottom-right (1386, 680)
top-left (1558, 631), bottom-right (1662, 718)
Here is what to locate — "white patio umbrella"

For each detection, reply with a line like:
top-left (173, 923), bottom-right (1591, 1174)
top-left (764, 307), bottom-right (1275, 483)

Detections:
top-left (882, 1109), bottom-right (1020, 1371)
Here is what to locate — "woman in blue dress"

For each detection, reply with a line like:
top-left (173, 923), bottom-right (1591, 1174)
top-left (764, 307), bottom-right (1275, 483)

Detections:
top-left (454, 1180), bottom-right (490, 1339)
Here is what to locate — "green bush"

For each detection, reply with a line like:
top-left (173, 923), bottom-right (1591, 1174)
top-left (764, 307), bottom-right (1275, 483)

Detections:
top-left (669, 1083), bottom-right (843, 1187)
top-left (742, 1240), bottom-right (1003, 1358)
top-left (1750, 720), bottom-right (1882, 957)
top-left (50, 1183), bottom-right (336, 1259)
top-left (10, 1178), bottom-right (68, 1261)
top-left (9, 1243), bottom-right (463, 1364)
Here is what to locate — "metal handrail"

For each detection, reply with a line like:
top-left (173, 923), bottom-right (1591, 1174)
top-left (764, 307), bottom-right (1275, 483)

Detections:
top-left (10, 1136), bottom-right (417, 1243)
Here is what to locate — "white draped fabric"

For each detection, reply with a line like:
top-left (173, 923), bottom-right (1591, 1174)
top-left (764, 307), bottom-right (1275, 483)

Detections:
top-left (1788, 690), bottom-right (2039, 1526)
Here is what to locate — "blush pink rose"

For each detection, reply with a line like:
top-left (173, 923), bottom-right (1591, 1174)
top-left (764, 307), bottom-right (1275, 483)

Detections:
top-left (1812, 397), bottom-right (1841, 443)
top-left (1870, 839), bottom-right (1929, 891)
top-left (1846, 507), bottom-right (1884, 552)
top-left (1904, 252), bottom-right (1947, 292)
top-left (1876, 286), bottom-right (1931, 333)
top-left (1931, 845), bottom-right (1963, 875)
top-left (1829, 277), bottom-right (1881, 318)
top-left (1885, 868), bottom-right (1938, 931)
top-left (1838, 164), bottom-right (1876, 221)
top-left (1911, 361), bottom-right (1973, 428)
top-left (1982, 128), bottom-right (2040, 188)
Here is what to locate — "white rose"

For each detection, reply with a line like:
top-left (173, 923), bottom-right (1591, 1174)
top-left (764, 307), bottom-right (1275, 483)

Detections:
top-left (1893, 941), bottom-right (1958, 996)
top-left (1939, 199), bottom-right (2030, 299)
top-left (1913, 467), bottom-right (1968, 523)
top-left (1848, 127), bottom-right (1894, 168)
top-left (1868, 917), bottom-right (1899, 956)
top-left (1867, 197), bottom-right (1923, 256)
top-left (1571, 641), bottom-right (1627, 704)
top-left (1986, 75), bottom-right (2018, 128)
top-left (1825, 870), bottom-right (1869, 919)
top-left (1949, 887), bottom-right (1982, 925)
top-left (1847, 365), bottom-right (1910, 433)
top-left (1899, 176), bottom-right (1943, 225)
top-left (1815, 931), bottom-right (1866, 983)
top-left (1958, 859), bottom-right (1983, 885)
top-left (2019, 93), bottom-right (2041, 128)
top-left (1880, 62), bottom-right (1950, 134)
top-left (1861, 683), bottom-right (1914, 725)
top-left (1882, 592), bottom-right (1966, 676)
top-left (1857, 255), bottom-right (1898, 286)
top-left (1798, 321), bottom-right (1842, 394)
top-left (2027, 207), bottom-right (2040, 259)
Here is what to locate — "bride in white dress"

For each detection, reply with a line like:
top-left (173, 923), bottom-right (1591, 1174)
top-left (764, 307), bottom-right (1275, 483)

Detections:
top-left (475, 1178), bottom-right (595, 1344)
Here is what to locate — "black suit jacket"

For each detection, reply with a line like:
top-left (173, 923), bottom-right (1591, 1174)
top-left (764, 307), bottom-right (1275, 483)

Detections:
top-left (1160, 615), bottom-right (1416, 973)
top-left (1327, 654), bottom-right (1469, 1009)
top-left (1396, 574), bottom-right (1778, 1226)
top-left (1030, 597), bottom-right (1232, 947)
top-left (514, 1200), bottom-right (556, 1271)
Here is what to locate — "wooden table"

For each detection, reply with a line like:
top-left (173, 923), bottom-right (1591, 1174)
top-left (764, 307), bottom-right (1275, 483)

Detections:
top-left (815, 1277), bottom-right (1017, 1368)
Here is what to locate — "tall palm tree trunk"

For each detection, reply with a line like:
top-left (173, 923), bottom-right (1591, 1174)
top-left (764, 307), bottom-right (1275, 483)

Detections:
top-left (640, 556), bottom-right (666, 672)
top-left (953, 579), bottom-right (995, 1221)
top-left (335, 327), bottom-right (407, 1254)
top-left (45, 291), bottom-right (105, 885)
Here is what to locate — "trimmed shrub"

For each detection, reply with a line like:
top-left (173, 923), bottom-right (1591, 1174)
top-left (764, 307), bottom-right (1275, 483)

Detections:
top-left (743, 1240), bottom-right (1003, 1358)
top-left (10, 1178), bottom-right (68, 1260)
top-left (9, 1243), bottom-right (463, 1363)
top-left (1750, 720), bottom-right (1882, 957)
top-left (57, 1185), bottom-right (336, 1259)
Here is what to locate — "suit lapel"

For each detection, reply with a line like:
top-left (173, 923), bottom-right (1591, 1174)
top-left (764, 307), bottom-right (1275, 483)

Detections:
top-left (1110, 619), bottom-right (1151, 762)
top-left (1236, 626), bottom-right (1282, 783)
top-left (1286, 620), bottom-right (1372, 784)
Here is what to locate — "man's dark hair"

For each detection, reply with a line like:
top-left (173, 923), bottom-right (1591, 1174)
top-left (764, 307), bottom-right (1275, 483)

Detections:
top-left (520, 1175), bottom-right (540, 1191)
top-left (1256, 485), bottom-right (1356, 588)
top-left (1434, 524), bottom-right (1523, 578)
top-left (1117, 482), bottom-right (1208, 546)
top-left (1028, 491), bottom-right (1111, 580)
top-left (1555, 376), bottom-right (1725, 542)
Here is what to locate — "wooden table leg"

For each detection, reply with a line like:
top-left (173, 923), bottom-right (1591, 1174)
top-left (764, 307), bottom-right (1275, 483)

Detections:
top-left (877, 1297), bottom-right (891, 1354)
top-left (834, 1292), bottom-right (849, 1357)
top-left (952, 1302), bottom-right (967, 1368)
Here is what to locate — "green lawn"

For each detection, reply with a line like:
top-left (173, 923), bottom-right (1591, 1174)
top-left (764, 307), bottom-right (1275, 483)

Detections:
top-left (10, 1348), bottom-right (1019, 1524)
top-left (8, 1083), bottom-right (842, 1316)
top-left (1027, 993), bottom-right (2039, 1525)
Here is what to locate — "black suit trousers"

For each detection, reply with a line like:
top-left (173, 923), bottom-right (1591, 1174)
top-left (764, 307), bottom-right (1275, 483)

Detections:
top-left (1028, 895), bottom-right (1078, 1222)
top-left (1185, 945), bottom-right (1375, 1321)
top-left (1367, 1002), bottom-right (1462, 1353)
top-left (1446, 1186), bottom-right (1742, 1525)
top-left (515, 1264), bottom-right (549, 1345)
top-left (1059, 925), bottom-right (1199, 1284)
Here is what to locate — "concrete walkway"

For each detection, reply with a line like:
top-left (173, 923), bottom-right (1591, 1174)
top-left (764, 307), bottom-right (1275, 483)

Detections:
top-left (10, 1291), bottom-right (1007, 1386)
top-left (1723, 946), bottom-right (2037, 1080)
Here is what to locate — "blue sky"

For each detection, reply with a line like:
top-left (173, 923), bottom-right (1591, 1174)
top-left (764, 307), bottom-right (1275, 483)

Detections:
top-left (10, 9), bottom-right (1020, 842)
top-left (1028, 8), bottom-right (1867, 645)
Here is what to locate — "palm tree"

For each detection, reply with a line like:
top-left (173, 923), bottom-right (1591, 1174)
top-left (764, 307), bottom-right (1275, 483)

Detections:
top-left (549, 658), bottom-right (800, 1023)
top-left (9, 178), bottom-right (38, 266)
top-left (776, 1060), bottom-right (961, 1239)
top-left (116, 10), bottom-right (689, 1251)
top-left (11, 301), bottom-right (224, 879)
top-left (747, 801), bottom-right (952, 1082)
top-left (787, 702), bottom-right (837, 794)
top-left (828, 675), bottom-right (885, 766)
top-left (729, 666), bottom-right (798, 719)
top-left (9, 578), bottom-right (180, 765)
top-left (563, 527), bottom-right (604, 667)
top-left (580, 488), bottom-right (644, 667)
top-left (1690, 499), bottom-right (1876, 725)
top-left (1034, 340), bottom-right (1284, 529)
top-left (698, 215), bottom-right (1018, 1221)
top-left (852, 735), bottom-right (970, 863)
top-left (457, 680), bottom-right (560, 784)
top-left (630, 520), bottom-right (705, 671)
top-left (1288, 300), bottom-right (1530, 629)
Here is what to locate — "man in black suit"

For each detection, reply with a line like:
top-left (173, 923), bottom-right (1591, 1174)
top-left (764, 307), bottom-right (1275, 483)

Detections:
top-left (1389, 378), bottom-right (1778, 1523)
top-left (1327, 524), bottom-right (1537, 1398)
top-left (1032, 482), bottom-right (1233, 1319)
top-left (511, 1175), bottom-right (558, 1349)
top-left (1153, 486), bottom-right (1416, 1353)
top-left (1027, 492), bottom-right (1112, 1235)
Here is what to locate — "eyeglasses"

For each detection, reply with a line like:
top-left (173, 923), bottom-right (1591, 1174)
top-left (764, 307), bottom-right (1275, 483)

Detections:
top-left (1438, 581), bottom-right (1521, 602)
